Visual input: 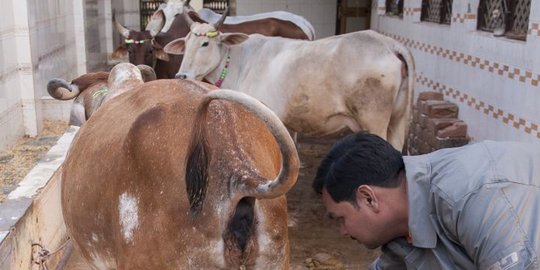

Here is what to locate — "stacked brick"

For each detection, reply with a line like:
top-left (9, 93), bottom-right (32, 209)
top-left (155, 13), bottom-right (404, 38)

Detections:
top-left (407, 91), bottom-right (470, 155)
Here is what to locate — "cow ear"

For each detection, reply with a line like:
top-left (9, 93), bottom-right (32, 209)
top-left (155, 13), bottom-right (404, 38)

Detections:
top-left (220, 33), bottom-right (249, 46)
top-left (154, 49), bottom-right (170, 61)
top-left (163, 38), bottom-right (186, 55)
top-left (111, 45), bottom-right (128, 58)
top-left (146, 9), bottom-right (165, 36)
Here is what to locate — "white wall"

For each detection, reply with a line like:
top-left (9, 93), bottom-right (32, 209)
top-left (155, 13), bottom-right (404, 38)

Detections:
top-left (28, 0), bottom-right (89, 125)
top-left (0, 0), bottom-right (26, 150)
top-left (236, 0), bottom-right (337, 39)
top-left (84, 0), bottom-right (114, 72)
top-left (372, 0), bottom-right (540, 143)
top-left (0, 0), bottom-right (106, 151)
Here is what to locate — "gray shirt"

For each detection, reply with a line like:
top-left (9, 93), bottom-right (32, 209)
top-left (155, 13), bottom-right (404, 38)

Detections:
top-left (370, 141), bottom-right (540, 269)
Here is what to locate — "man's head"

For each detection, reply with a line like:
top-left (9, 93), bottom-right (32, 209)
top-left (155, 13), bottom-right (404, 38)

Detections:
top-left (313, 132), bottom-right (408, 249)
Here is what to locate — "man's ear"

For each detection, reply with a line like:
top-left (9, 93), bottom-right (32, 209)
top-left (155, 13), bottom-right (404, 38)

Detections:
top-left (356, 185), bottom-right (380, 212)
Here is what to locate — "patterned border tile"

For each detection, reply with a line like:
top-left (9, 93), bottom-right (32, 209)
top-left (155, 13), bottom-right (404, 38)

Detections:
top-left (451, 13), bottom-right (476, 23)
top-left (381, 32), bottom-right (540, 88)
top-left (403, 7), bottom-right (421, 16)
top-left (416, 75), bottom-right (540, 139)
top-left (528, 23), bottom-right (540, 37)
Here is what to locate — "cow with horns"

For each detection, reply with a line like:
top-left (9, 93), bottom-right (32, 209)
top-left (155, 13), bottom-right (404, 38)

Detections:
top-left (61, 78), bottom-right (299, 269)
top-left (112, 0), bottom-right (315, 79)
top-left (164, 11), bottom-right (416, 151)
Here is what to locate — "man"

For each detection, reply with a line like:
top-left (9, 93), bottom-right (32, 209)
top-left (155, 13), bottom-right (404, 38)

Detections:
top-left (313, 132), bottom-right (540, 269)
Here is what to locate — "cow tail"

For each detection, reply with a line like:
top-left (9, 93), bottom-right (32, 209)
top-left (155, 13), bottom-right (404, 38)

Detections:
top-left (47, 72), bottom-right (110, 100)
top-left (391, 41), bottom-right (415, 153)
top-left (186, 97), bottom-right (211, 217)
top-left (47, 79), bottom-right (81, 100)
top-left (197, 89), bottom-right (300, 200)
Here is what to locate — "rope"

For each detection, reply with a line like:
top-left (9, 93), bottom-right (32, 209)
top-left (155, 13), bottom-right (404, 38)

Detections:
top-left (32, 238), bottom-right (72, 270)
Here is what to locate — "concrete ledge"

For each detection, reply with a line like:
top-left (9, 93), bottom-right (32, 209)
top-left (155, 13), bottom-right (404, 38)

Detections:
top-left (0, 126), bottom-right (78, 244)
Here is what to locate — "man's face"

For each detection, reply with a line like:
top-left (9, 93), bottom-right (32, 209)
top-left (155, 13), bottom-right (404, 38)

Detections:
top-left (321, 188), bottom-right (387, 249)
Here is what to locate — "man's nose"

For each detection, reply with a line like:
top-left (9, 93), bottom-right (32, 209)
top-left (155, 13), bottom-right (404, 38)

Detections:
top-left (175, 73), bottom-right (187, 79)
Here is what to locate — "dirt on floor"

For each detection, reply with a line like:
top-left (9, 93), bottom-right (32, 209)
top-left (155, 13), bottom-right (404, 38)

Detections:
top-left (0, 120), bottom-right (69, 202)
top-left (288, 135), bottom-right (381, 269)
top-left (1, 122), bottom-right (380, 269)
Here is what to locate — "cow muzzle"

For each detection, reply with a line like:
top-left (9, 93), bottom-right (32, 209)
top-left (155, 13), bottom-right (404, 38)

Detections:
top-left (175, 73), bottom-right (188, 80)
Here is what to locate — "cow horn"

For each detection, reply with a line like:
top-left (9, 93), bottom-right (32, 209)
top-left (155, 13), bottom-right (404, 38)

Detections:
top-left (182, 7), bottom-right (195, 28)
top-left (47, 79), bottom-right (80, 100)
top-left (213, 7), bottom-right (228, 29)
top-left (113, 11), bottom-right (130, 38)
top-left (204, 90), bottom-right (299, 199)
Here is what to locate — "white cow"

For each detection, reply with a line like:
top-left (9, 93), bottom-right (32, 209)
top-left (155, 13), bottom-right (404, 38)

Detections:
top-left (164, 18), bottom-right (415, 150)
top-left (159, 0), bottom-right (315, 40)
top-left (197, 8), bottom-right (315, 40)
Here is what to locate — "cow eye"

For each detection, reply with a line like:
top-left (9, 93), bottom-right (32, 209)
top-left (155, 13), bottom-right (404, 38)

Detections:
top-left (202, 41), bottom-right (209, 47)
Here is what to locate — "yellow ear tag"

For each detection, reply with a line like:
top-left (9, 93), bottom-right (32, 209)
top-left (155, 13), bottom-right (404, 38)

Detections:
top-left (206, 31), bottom-right (218, 38)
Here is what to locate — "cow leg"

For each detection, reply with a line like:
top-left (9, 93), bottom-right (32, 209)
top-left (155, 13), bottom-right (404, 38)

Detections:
top-left (69, 101), bottom-right (86, 126)
top-left (326, 114), bottom-right (388, 140)
top-left (387, 112), bottom-right (409, 153)
top-left (387, 75), bottom-right (414, 152)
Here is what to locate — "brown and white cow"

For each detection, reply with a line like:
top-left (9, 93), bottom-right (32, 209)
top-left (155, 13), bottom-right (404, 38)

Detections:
top-left (164, 17), bottom-right (415, 151)
top-left (112, 1), bottom-right (315, 79)
top-left (61, 79), bottom-right (299, 269)
top-left (47, 63), bottom-right (155, 126)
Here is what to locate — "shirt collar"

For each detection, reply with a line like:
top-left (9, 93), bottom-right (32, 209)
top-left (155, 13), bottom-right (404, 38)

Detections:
top-left (404, 155), bottom-right (437, 248)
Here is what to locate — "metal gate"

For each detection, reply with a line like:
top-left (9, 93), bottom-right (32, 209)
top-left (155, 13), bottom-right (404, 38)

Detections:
top-left (203, 0), bottom-right (229, 14)
top-left (477, 0), bottom-right (531, 40)
top-left (421, 0), bottom-right (453, 25)
top-left (140, 0), bottom-right (165, 30)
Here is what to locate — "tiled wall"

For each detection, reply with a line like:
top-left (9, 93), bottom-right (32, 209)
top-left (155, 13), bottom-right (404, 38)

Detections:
top-left (236, 0), bottom-right (337, 39)
top-left (372, 0), bottom-right (540, 143)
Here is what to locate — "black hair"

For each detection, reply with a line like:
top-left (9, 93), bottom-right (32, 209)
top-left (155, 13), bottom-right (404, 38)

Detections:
top-left (312, 132), bottom-right (404, 203)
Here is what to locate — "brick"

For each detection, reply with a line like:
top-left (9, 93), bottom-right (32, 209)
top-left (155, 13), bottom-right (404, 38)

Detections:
top-left (419, 113), bottom-right (429, 128)
top-left (418, 91), bottom-right (444, 101)
top-left (416, 100), bottom-right (428, 113)
top-left (421, 128), bottom-right (434, 142)
top-left (426, 132), bottom-right (439, 147)
top-left (412, 108), bottom-right (419, 123)
top-left (418, 100), bottom-right (446, 114)
top-left (426, 102), bottom-right (459, 118)
top-left (427, 118), bottom-right (461, 134)
top-left (437, 122), bottom-right (468, 138)
top-left (413, 123), bottom-right (422, 139)
top-left (418, 141), bottom-right (432, 154)
top-left (435, 136), bottom-right (470, 149)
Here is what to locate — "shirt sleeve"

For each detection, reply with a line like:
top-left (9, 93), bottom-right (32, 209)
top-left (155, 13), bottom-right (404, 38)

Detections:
top-left (452, 184), bottom-right (538, 269)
